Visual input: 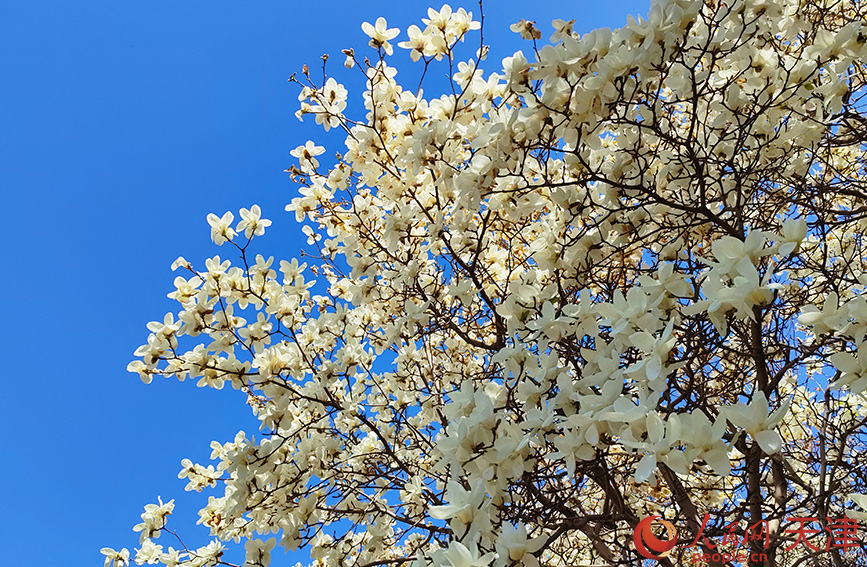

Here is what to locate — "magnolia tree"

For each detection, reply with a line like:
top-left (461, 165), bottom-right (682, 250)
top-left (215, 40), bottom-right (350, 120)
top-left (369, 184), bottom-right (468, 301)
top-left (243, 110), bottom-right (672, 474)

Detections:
top-left (103, 1), bottom-right (867, 566)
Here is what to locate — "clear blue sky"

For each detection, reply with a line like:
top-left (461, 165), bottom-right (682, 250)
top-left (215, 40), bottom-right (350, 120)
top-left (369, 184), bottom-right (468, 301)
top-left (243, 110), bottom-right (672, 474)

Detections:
top-left (0, 1), bottom-right (647, 564)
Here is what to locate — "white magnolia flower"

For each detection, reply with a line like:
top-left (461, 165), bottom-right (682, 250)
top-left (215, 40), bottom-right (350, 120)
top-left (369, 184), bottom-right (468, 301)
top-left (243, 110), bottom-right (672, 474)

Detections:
top-left (206, 211), bottom-right (236, 245)
top-left (237, 205), bottom-right (271, 239)
top-left (550, 18), bottom-right (576, 42)
top-left (443, 541), bottom-right (496, 567)
top-left (132, 497), bottom-right (174, 542)
top-left (726, 392), bottom-right (790, 454)
top-left (361, 17), bottom-right (400, 55)
top-left (101, 548), bottom-right (130, 567)
top-left (778, 218), bottom-right (808, 256)
top-left (423, 5), bottom-right (452, 32)
top-left (135, 540), bottom-right (163, 565)
top-left (430, 479), bottom-right (486, 524)
top-left (244, 537), bottom-right (277, 566)
top-left (829, 342), bottom-right (867, 394)
top-left (496, 523), bottom-right (545, 567)
top-left (798, 292), bottom-right (849, 336)
top-left (848, 493), bottom-right (867, 521)
top-left (510, 18), bottom-right (541, 40)
top-left (290, 140), bottom-right (325, 172)
top-left (399, 25), bottom-right (431, 61)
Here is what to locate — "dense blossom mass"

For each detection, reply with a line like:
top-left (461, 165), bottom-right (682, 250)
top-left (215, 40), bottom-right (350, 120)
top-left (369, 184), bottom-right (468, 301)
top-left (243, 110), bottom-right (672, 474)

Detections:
top-left (106, 1), bottom-right (867, 566)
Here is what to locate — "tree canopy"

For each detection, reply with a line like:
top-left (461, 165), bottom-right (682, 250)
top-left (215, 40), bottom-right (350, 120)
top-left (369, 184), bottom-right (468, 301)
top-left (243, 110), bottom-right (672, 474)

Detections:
top-left (105, 1), bottom-right (867, 566)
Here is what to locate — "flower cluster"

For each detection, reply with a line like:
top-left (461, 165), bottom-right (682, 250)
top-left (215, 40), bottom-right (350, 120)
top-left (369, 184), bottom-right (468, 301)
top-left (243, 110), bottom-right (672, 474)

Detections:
top-left (106, 1), bottom-right (867, 566)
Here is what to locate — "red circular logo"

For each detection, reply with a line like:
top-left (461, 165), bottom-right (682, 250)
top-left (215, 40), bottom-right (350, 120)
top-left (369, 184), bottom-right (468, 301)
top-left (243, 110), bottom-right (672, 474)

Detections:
top-left (633, 515), bottom-right (678, 559)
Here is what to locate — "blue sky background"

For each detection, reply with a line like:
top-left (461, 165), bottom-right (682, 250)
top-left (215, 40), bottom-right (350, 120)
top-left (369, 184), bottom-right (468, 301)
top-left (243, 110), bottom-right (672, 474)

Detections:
top-left (1, 1), bottom-right (647, 564)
